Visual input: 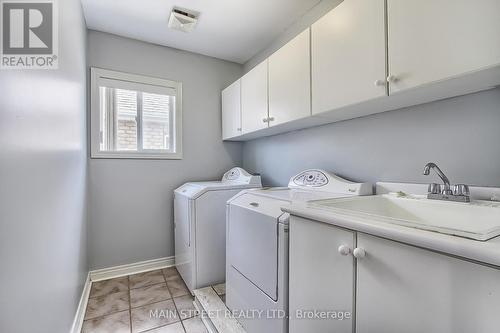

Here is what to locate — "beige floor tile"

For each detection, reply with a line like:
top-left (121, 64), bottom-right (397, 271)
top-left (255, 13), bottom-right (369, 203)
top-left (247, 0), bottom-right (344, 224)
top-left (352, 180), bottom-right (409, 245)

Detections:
top-left (183, 316), bottom-right (209, 333)
top-left (129, 270), bottom-right (165, 289)
top-left (173, 295), bottom-right (197, 320)
top-left (85, 290), bottom-right (129, 320)
top-left (166, 277), bottom-right (190, 298)
top-left (162, 267), bottom-right (180, 281)
top-left (131, 299), bottom-right (179, 333)
top-left (81, 310), bottom-right (130, 333)
top-left (130, 282), bottom-right (171, 308)
top-left (146, 322), bottom-right (185, 333)
top-left (89, 276), bottom-right (128, 298)
top-left (212, 283), bottom-right (225, 296)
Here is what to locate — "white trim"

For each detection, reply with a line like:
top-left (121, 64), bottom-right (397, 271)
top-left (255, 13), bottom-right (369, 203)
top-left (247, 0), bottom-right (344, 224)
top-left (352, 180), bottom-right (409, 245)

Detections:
top-left (70, 273), bottom-right (91, 333)
top-left (90, 67), bottom-right (183, 160)
top-left (93, 68), bottom-right (180, 90)
top-left (89, 256), bottom-right (175, 282)
top-left (70, 257), bottom-right (175, 332)
top-left (90, 151), bottom-right (182, 160)
top-left (97, 77), bottom-right (177, 96)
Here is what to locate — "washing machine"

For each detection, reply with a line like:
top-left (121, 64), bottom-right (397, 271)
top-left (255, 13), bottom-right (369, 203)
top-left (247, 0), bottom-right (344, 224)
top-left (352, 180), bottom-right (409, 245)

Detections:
top-left (174, 167), bottom-right (262, 294)
top-left (225, 169), bottom-right (372, 333)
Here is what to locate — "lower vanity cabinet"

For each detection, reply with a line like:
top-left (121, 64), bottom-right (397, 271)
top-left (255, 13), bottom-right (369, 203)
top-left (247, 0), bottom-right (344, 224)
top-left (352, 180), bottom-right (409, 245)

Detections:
top-left (289, 216), bottom-right (356, 333)
top-left (289, 217), bottom-right (500, 333)
top-left (356, 233), bottom-right (500, 333)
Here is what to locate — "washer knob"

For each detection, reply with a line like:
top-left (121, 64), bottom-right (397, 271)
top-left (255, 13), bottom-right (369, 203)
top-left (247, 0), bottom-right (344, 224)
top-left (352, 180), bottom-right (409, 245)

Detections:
top-left (338, 245), bottom-right (352, 256)
top-left (353, 247), bottom-right (366, 259)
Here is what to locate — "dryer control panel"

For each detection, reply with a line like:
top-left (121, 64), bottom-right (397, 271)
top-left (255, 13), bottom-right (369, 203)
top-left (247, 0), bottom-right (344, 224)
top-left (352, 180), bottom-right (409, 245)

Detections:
top-left (292, 170), bottom-right (329, 187)
top-left (222, 167), bottom-right (262, 186)
top-left (224, 168), bottom-right (241, 181)
top-left (288, 169), bottom-right (372, 195)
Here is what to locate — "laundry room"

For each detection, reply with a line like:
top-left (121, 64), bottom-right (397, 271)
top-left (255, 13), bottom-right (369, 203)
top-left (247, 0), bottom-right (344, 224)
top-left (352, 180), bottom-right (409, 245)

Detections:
top-left (1, 0), bottom-right (500, 333)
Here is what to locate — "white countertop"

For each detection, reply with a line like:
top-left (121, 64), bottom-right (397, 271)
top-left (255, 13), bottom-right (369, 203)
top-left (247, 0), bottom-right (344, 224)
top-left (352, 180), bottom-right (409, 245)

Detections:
top-left (282, 182), bottom-right (500, 268)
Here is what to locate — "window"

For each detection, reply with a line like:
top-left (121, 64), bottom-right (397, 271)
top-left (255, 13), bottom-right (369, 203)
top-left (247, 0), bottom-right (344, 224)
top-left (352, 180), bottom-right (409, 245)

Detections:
top-left (90, 68), bottom-right (182, 159)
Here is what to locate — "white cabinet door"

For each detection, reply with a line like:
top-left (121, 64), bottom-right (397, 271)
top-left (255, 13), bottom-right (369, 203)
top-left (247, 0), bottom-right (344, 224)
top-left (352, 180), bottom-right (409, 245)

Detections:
top-left (221, 80), bottom-right (241, 140)
top-left (387, 0), bottom-right (500, 93)
top-left (289, 217), bottom-right (355, 333)
top-left (269, 29), bottom-right (311, 126)
top-left (312, 0), bottom-right (386, 115)
top-left (356, 233), bottom-right (500, 333)
top-left (241, 60), bottom-right (268, 133)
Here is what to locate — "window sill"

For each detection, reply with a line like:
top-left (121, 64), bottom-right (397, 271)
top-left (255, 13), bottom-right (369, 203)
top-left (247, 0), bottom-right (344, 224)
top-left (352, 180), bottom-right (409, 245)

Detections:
top-left (90, 151), bottom-right (183, 160)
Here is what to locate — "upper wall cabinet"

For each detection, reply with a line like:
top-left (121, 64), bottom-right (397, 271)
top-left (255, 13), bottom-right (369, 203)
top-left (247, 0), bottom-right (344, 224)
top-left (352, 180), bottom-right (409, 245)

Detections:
top-left (269, 29), bottom-right (311, 126)
top-left (222, 80), bottom-right (241, 140)
top-left (312, 0), bottom-right (387, 115)
top-left (387, 0), bottom-right (500, 93)
top-left (241, 60), bottom-right (269, 134)
top-left (223, 0), bottom-right (500, 141)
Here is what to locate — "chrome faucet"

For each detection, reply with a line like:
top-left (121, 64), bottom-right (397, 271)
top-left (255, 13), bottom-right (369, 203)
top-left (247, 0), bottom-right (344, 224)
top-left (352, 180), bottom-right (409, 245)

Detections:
top-left (423, 162), bottom-right (470, 203)
top-left (423, 162), bottom-right (452, 194)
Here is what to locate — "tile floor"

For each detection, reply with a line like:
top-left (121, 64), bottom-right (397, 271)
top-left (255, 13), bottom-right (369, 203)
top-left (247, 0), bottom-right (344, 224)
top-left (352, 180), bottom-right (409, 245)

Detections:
top-left (81, 267), bottom-right (209, 333)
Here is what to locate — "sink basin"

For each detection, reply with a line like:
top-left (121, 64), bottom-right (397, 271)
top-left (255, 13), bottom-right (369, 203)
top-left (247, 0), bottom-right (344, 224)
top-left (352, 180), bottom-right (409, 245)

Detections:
top-left (309, 194), bottom-right (500, 241)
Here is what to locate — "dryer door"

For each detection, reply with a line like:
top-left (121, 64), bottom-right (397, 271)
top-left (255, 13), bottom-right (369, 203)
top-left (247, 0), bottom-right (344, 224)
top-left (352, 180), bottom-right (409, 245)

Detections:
top-left (227, 194), bottom-right (287, 301)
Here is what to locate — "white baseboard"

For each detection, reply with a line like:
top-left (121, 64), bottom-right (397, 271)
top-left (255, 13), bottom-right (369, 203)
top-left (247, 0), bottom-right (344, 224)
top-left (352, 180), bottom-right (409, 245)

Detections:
top-left (89, 256), bottom-right (175, 282)
top-left (70, 273), bottom-right (91, 333)
top-left (71, 256), bottom-right (175, 332)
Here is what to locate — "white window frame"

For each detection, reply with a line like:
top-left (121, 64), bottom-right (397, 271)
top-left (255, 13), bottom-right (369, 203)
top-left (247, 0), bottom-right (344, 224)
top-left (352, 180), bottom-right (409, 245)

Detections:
top-left (90, 67), bottom-right (183, 159)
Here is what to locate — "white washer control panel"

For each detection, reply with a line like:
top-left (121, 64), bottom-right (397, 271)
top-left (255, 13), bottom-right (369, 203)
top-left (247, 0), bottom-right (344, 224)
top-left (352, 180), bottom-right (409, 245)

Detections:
top-left (224, 168), bottom-right (241, 181)
top-left (288, 169), bottom-right (373, 196)
top-left (292, 170), bottom-right (329, 187)
top-left (222, 167), bottom-right (262, 186)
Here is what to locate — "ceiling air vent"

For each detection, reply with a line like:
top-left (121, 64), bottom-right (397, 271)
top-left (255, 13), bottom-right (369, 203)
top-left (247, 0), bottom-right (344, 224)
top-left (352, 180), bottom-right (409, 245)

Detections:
top-left (168, 7), bottom-right (199, 33)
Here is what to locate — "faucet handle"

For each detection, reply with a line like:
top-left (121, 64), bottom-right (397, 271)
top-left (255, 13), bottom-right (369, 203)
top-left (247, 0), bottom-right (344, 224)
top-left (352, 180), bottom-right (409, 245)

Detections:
top-left (453, 184), bottom-right (470, 196)
top-left (442, 184), bottom-right (453, 195)
top-left (428, 183), bottom-right (441, 194)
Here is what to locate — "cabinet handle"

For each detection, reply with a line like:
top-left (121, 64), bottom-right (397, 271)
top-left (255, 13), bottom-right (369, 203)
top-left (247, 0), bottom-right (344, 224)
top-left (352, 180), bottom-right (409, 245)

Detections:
top-left (262, 118), bottom-right (269, 123)
top-left (338, 245), bottom-right (352, 256)
top-left (386, 75), bottom-right (399, 83)
top-left (374, 79), bottom-right (386, 87)
top-left (353, 247), bottom-right (366, 259)
top-left (268, 117), bottom-right (275, 122)
top-left (237, 127), bottom-right (242, 131)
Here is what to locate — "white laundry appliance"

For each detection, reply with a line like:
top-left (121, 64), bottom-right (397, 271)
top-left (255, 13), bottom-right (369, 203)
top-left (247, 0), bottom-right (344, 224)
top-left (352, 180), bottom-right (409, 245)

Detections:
top-left (174, 167), bottom-right (262, 294)
top-left (226, 169), bottom-right (372, 333)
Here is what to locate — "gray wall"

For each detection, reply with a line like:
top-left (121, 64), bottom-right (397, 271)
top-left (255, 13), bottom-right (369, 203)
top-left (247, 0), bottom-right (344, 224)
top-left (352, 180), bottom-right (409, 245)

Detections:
top-left (0, 1), bottom-right (88, 332)
top-left (87, 31), bottom-right (243, 269)
top-left (243, 88), bottom-right (500, 187)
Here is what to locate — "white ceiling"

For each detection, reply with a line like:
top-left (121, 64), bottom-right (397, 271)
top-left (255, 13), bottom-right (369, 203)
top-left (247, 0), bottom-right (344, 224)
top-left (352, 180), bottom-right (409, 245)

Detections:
top-left (81, 0), bottom-right (322, 64)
